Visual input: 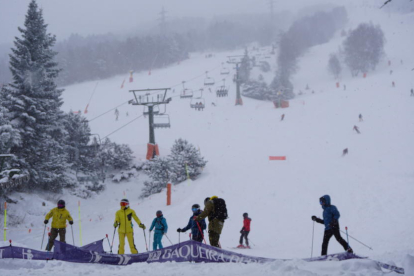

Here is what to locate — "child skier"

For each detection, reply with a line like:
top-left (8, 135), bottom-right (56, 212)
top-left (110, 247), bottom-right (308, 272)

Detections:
top-left (353, 125), bottom-right (360, 134)
top-left (359, 114), bottom-right (363, 122)
top-left (312, 195), bottom-right (352, 255)
top-left (44, 200), bottom-right (74, 251)
top-left (238, 213), bottom-right (251, 248)
top-left (114, 199), bottom-right (145, 254)
top-left (149, 210), bottom-right (168, 250)
top-left (177, 204), bottom-right (206, 242)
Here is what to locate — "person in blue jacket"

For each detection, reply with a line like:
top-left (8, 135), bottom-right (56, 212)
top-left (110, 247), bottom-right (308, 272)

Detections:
top-left (312, 195), bottom-right (353, 255)
top-left (149, 210), bottom-right (168, 250)
top-left (176, 204), bottom-right (206, 242)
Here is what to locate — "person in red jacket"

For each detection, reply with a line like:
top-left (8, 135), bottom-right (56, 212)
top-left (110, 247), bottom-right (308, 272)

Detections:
top-left (237, 213), bottom-right (251, 248)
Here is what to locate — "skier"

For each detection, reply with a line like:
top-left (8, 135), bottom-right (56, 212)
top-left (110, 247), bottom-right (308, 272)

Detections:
top-left (195, 196), bottom-right (227, 248)
top-left (113, 199), bottom-right (145, 254)
top-left (44, 200), bottom-right (74, 251)
top-left (211, 102), bottom-right (216, 107)
top-left (392, 81), bottom-right (395, 87)
top-left (311, 195), bottom-right (353, 255)
top-left (353, 125), bottom-right (360, 134)
top-left (281, 114), bottom-right (285, 121)
top-left (177, 204), bottom-right (206, 242)
top-left (238, 213), bottom-right (251, 248)
top-left (342, 148), bottom-right (348, 156)
top-left (359, 114), bottom-right (363, 122)
top-left (410, 89), bottom-right (413, 96)
top-left (115, 108), bottom-right (119, 121)
top-left (343, 84), bottom-right (346, 91)
top-left (149, 210), bottom-right (168, 250)
top-left (390, 70), bottom-right (393, 75)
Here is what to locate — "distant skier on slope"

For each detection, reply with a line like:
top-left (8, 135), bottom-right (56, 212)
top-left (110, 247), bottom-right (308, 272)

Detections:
top-left (238, 213), bottom-right (251, 248)
top-left (149, 210), bottom-right (168, 250)
top-left (114, 199), bottom-right (145, 254)
top-left (342, 148), bottom-right (348, 156)
top-left (115, 108), bottom-right (119, 121)
top-left (311, 195), bottom-right (353, 255)
top-left (410, 89), bottom-right (413, 96)
top-left (44, 200), bottom-right (74, 251)
top-left (353, 125), bottom-right (360, 134)
top-left (281, 114), bottom-right (285, 121)
top-left (177, 204), bottom-right (206, 242)
top-left (359, 114), bottom-right (363, 122)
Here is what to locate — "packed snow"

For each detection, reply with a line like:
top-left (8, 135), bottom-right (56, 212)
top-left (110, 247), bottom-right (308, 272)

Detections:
top-left (1, 3), bottom-right (414, 276)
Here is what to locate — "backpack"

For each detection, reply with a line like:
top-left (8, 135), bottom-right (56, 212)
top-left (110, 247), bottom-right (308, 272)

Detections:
top-left (212, 198), bottom-right (228, 221)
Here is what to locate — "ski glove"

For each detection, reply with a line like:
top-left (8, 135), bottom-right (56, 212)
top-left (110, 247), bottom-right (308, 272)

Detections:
top-left (69, 221), bottom-right (74, 225)
top-left (312, 216), bottom-right (324, 224)
top-left (44, 220), bottom-right (48, 224)
top-left (311, 216), bottom-right (317, 221)
top-left (139, 223), bottom-right (146, 230)
top-left (113, 222), bottom-right (119, 228)
top-left (177, 228), bottom-right (182, 232)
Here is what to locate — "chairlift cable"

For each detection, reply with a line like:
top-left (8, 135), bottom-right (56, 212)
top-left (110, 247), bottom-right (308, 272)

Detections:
top-left (102, 115), bottom-right (144, 139)
top-left (88, 101), bottom-right (129, 122)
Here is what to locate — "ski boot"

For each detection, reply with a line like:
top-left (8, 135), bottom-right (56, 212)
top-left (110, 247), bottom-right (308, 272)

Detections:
top-left (237, 244), bottom-right (245, 249)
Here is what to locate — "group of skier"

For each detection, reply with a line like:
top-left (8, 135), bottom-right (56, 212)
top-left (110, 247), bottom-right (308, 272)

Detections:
top-left (194, 102), bottom-right (204, 111)
top-left (43, 194), bottom-right (351, 257)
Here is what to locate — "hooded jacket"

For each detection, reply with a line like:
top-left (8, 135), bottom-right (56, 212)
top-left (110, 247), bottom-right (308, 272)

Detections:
top-left (114, 206), bottom-right (142, 234)
top-left (242, 217), bottom-right (251, 231)
top-left (320, 195), bottom-right (341, 230)
top-left (150, 215), bottom-right (168, 234)
top-left (182, 210), bottom-right (206, 237)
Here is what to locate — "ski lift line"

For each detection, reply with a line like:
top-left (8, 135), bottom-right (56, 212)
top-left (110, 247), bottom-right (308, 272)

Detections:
top-left (168, 63), bottom-right (222, 89)
top-left (86, 82), bottom-right (99, 105)
top-left (88, 101), bottom-right (129, 122)
top-left (102, 115), bottom-right (144, 139)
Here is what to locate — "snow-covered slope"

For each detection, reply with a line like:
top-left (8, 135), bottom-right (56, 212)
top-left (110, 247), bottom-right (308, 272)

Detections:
top-left (1, 4), bottom-right (414, 276)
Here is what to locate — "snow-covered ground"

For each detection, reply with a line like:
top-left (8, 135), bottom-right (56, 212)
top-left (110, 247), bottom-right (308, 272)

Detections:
top-left (1, 3), bottom-right (414, 276)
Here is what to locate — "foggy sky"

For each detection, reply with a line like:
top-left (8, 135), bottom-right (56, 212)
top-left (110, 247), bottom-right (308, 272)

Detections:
top-left (0, 0), bottom-right (331, 45)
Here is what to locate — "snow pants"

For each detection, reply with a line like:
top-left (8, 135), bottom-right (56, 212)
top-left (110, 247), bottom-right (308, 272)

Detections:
top-left (321, 228), bottom-right (349, 255)
top-left (46, 228), bottom-right (66, 251)
top-left (192, 233), bottom-right (204, 243)
top-left (118, 232), bottom-right (138, 254)
top-left (153, 232), bottom-right (164, 250)
top-left (208, 230), bottom-right (221, 248)
top-left (239, 230), bottom-right (250, 246)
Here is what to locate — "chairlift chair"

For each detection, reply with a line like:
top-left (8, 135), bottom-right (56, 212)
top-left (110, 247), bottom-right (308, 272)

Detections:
top-left (216, 86), bottom-right (228, 97)
top-left (220, 67), bottom-right (230, 75)
top-left (153, 114), bottom-right (171, 128)
top-left (180, 81), bottom-right (194, 98)
top-left (204, 71), bottom-right (215, 86)
top-left (190, 98), bottom-right (206, 110)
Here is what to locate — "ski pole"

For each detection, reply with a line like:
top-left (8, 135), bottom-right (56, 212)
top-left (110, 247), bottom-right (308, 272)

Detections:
top-left (41, 224), bottom-right (46, 250)
top-left (311, 221), bottom-right (315, 258)
top-left (149, 231), bottom-right (152, 252)
top-left (339, 229), bottom-right (372, 250)
top-left (105, 234), bottom-right (111, 253)
top-left (345, 226), bottom-right (350, 250)
top-left (164, 233), bottom-right (173, 245)
top-left (71, 224), bottom-right (75, 246)
top-left (110, 226), bottom-right (117, 254)
top-left (195, 220), bottom-right (207, 244)
top-left (143, 229), bottom-right (148, 252)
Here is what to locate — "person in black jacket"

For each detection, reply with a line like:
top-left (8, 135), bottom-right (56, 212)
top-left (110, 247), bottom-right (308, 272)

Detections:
top-left (177, 204), bottom-right (206, 242)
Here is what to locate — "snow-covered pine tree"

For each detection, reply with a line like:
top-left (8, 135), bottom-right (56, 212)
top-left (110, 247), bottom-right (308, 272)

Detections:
top-left (0, 106), bottom-right (21, 156)
top-left (141, 156), bottom-right (172, 198)
top-left (169, 138), bottom-right (207, 183)
top-left (0, 0), bottom-right (69, 191)
top-left (97, 138), bottom-right (134, 171)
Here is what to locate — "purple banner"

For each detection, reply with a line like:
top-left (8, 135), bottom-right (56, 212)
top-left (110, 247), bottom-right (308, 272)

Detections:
top-left (0, 239), bottom-right (405, 274)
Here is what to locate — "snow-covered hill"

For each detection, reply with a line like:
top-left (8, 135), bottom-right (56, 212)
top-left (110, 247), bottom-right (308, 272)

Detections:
top-left (1, 4), bottom-right (414, 276)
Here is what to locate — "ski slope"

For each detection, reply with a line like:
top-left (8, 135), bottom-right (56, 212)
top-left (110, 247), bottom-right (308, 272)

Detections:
top-left (1, 4), bottom-right (414, 276)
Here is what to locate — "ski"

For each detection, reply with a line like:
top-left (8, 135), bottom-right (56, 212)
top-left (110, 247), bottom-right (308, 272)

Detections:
top-left (374, 260), bottom-right (405, 275)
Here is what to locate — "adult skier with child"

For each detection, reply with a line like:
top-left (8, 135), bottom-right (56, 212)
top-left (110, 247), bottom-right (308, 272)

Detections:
top-left (177, 204), bottom-right (207, 242)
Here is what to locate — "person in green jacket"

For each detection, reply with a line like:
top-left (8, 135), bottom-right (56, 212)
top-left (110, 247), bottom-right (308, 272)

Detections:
top-left (44, 200), bottom-right (73, 251)
top-left (195, 196), bottom-right (224, 248)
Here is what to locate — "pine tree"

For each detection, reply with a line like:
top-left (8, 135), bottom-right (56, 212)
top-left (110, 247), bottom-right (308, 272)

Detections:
top-left (169, 139), bottom-right (207, 183)
top-left (328, 53), bottom-right (342, 79)
top-left (0, 0), bottom-right (68, 191)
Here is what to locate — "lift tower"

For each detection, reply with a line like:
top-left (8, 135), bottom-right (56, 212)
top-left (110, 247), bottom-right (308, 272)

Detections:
top-left (227, 55), bottom-right (245, 106)
top-left (129, 88), bottom-right (171, 159)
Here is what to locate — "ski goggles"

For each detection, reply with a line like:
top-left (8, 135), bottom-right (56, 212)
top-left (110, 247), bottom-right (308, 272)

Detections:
top-left (319, 198), bottom-right (326, 205)
top-left (192, 208), bottom-right (199, 212)
top-left (57, 204), bottom-right (65, 208)
top-left (120, 202), bottom-right (129, 207)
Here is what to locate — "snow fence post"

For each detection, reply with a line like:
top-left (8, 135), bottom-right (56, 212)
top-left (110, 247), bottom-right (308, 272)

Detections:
top-left (3, 202), bottom-right (7, 241)
top-left (78, 201), bottom-right (83, 246)
top-left (167, 183), bottom-right (172, 206)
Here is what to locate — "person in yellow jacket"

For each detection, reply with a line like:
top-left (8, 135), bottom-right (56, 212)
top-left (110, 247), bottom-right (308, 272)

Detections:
top-left (44, 199), bottom-right (73, 251)
top-left (114, 198), bottom-right (146, 254)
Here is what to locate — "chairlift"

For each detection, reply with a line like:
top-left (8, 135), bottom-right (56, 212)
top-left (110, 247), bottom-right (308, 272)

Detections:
top-left (153, 114), bottom-right (171, 128)
top-left (216, 79), bottom-right (228, 97)
top-left (190, 98), bottom-right (205, 110)
top-left (204, 71), bottom-right (215, 86)
top-left (180, 81), bottom-right (194, 98)
top-left (143, 105), bottom-right (160, 116)
top-left (220, 67), bottom-right (230, 75)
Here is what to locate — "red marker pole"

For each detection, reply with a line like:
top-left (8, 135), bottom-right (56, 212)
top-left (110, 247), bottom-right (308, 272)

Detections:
top-left (345, 226), bottom-right (350, 251)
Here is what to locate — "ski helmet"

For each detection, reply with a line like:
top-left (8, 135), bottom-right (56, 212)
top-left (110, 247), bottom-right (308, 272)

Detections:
top-left (204, 197), bottom-right (210, 203)
top-left (120, 199), bottom-right (129, 207)
top-left (243, 213), bottom-right (248, 218)
top-left (192, 204), bottom-right (200, 212)
top-left (156, 210), bottom-right (163, 217)
top-left (57, 200), bottom-right (65, 209)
